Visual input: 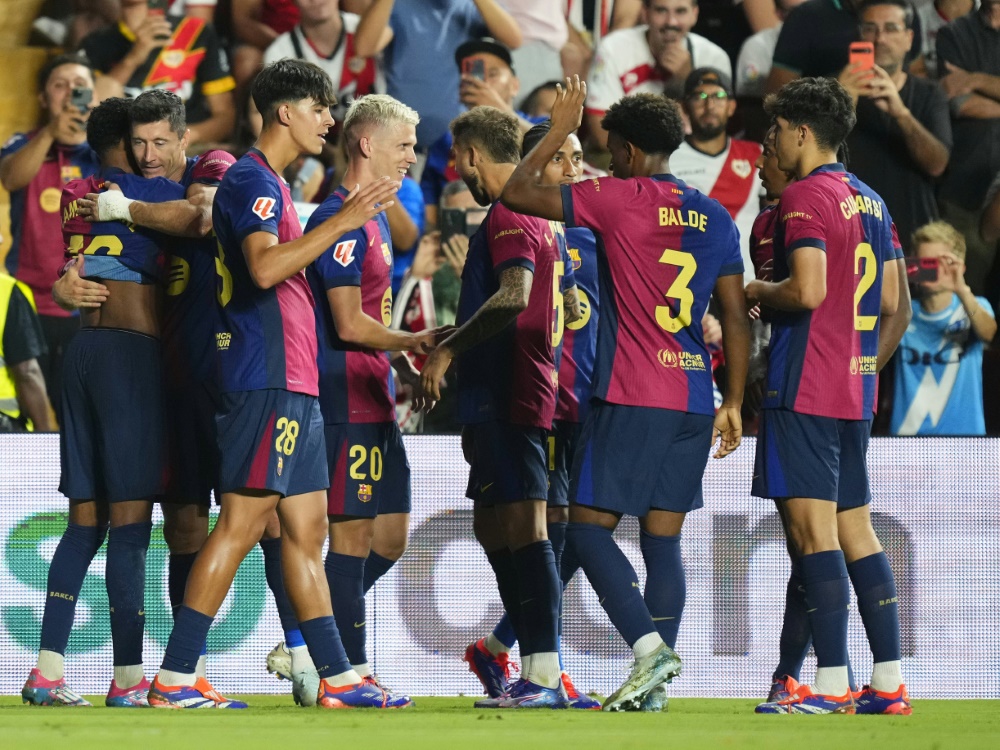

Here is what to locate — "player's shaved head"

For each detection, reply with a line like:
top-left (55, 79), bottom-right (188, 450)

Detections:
top-left (252, 59), bottom-right (337, 127)
top-left (764, 77), bottom-right (856, 152)
top-left (601, 94), bottom-right (684, 157)
top-left (131, 89), bottom-right (187, 138)
top-left (451, 106), bottom-right (522, 165)
top-left (87, 97), bottom-right (133, 159)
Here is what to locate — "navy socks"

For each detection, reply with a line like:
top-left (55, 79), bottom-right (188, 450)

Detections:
top-left (39, 523), bottom-right (107, 654)
top-left (325, 551), bottom-right (367, 667)
top-left (106, 522), bottom-right (152, 666)
top-left (639, 530), bottom-right (685, 649)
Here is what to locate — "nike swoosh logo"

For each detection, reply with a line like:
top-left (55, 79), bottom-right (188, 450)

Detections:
top-left (480, 482), bottom-right (494, 492)
top-left (369, 234), bottom-right (376, 246)
top-left (651, 616), bottom-right (676, 622)
top-left (354, 622), bottom-right (366, 628)
top-left (759, 238), bottom-right (773, 245)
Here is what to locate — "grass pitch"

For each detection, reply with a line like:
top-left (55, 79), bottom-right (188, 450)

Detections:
top-left (3, 696), bottom-right (997, 749)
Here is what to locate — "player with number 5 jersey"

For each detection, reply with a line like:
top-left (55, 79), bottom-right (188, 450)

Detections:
top-left (502, 80), bottom-right (750, 712)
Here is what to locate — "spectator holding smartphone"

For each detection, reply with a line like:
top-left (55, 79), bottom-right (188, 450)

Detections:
top-left (80, 0), bottom-right (236, 144)
top-left (891, 221), bottom-right (997, 435)
top-left (0, 53), bottom-right (100, 417)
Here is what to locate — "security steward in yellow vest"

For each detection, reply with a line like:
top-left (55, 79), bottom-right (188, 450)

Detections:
top-left (0, 271), bottom-right (54, 431)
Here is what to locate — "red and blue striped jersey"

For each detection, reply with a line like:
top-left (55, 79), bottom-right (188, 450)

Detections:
top-left (554, 226), bottom-right (599, 424)
top-left (61, 168), bottom-right (179, 282)
top-left (763, 163), bottom-right (901, 420)
top-left (162, 151), bottom-right (235, 388)
top-left (561, 174), bottom-right (743, 416)
top-left (306, 185), bottom-right (396, 424)
top-left (456, 201), bottom-right (568, 428)
top-left (211, 148), bottom-right (318, 396)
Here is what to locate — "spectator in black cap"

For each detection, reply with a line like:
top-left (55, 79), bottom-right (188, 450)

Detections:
top-left (418, 37), bottom-right (543, 225)
top-left (671, 66), bottom-right (763, 283)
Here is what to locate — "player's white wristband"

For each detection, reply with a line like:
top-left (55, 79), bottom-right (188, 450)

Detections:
top-left (97, 191), bottom-right (135, 222)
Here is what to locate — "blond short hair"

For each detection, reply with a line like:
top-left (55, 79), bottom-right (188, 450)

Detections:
top-left (343, 94), bottom-right (419, 151)
top-left (911, 221), bottom-right (966, 261)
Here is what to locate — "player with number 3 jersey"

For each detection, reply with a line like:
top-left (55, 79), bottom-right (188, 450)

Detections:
top-left (501, 79), bottom-right (750, 713)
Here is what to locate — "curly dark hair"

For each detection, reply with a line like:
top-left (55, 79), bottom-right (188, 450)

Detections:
top-left (252, 59), bottom-right (337, 127)
top-left (601, 93), bottom-right (684, 156)
top-left (450, 106), bottom-right (522, 165)
top-left (520, 120), bottom-right (552, 158)
top-left (764, 77), bottom-right (857, 152)
top-left (130, 89), bottom-right (187, 137)
top-left (86, 97), bottom-right (132, 159)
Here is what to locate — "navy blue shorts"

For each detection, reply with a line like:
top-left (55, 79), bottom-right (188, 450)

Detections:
top-left (325, 421), bottom-right (411, 517)
top-left (162, 380), bottom-right (220, 505)
top-left (216, 389), bottom-right (328, 498)
top-left (464, 421), bottom-right (549, 506)
top-left (547, 420), bottom-right (581, 508)
top-left (570, 401), bottom-right (714, 517)
top-left (59, 328), bottom-right (165, 502)
top-left (752, 409), bottom-right (872, 508)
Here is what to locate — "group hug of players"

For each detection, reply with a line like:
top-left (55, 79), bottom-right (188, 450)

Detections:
top-left (20, 57), bottom-right (912, 716)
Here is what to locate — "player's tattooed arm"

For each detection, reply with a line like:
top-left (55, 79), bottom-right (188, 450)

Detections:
top-left (419, 266), bottom-right (533, 399)
top-left (563, 284), bottom-right (582, 325)
top-left (877, 258), bottom-right (911, 372)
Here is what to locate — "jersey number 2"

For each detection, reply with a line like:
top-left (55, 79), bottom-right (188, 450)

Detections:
top-left (854, 242), bottom-right (877, 331)
top-left (655, 249), bottom-right (697, 333)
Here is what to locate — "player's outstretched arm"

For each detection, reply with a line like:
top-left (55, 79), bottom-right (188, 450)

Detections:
top-left (419, 265), bottom-right (533, 399)
top-left (76, 182), bottom-right (215, 238)
top-left (327, 286), bottom-right (436, 354)
top-left (501, 76), bottom-right (587, 221)
top-left (713, 273), bottom-right (750, 458)
top-left (876, 257), bottom-right (911, 372)
top-left (745, 246), bottom-right (827, 312)
top-left (244, 178), bottom-right (398, 289)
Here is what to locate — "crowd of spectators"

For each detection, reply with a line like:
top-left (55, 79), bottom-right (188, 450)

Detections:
top-left (2, 0), bottom-right (999, 436)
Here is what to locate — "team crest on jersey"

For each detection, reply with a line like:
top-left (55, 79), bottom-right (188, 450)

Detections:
top-left (358, 484), bottom-right (373, 503)
top-left (161, 50), bottom-right (186, 69)
top-left (276, 456), bottom-right (284, 476)
top-left (60, 165), bottom-right (82, 183)
top-left (381, 242), bottom-right (392, 265)
top-left (568, 247), bottom-right (582, 271)
top-left (731, 159), bottom-right (752, 179)
top-left (252, 197), bottom-right (276, 220)
top-left (334, 239), bottom-right (357, 266)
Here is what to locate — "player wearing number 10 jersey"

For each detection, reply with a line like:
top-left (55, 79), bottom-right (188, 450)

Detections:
top-left (747, 78), bottom-right (910, 716)
top-left (502, 81), bottom-right (750, 712)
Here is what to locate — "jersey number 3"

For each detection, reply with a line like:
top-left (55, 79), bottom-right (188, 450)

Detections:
top-left (655, 249), bottom-right (697, 333)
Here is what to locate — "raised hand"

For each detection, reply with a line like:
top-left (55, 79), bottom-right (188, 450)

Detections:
top-left (550, 75), bottom-right (587, 136)
top-left (336, 177), bottom-right (400, 231)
